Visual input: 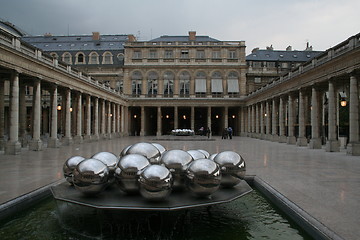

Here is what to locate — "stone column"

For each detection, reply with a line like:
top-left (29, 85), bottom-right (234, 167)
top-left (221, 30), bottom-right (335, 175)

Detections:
top-left (259, 103), bottom-right (264, 139)
top-left (297, 89), bottom-right (308, 146)
top-left (106, 102), bottom-right (111, 139)
top-left (174, 106), bottom-right (178, 130)
top-left (84, 95), bottom-right (91, 142)
top-left (251, 105), bottom-right (255, 136)
top-left (0, 79), bottom-right (5, 151)
top-left (140, 106), bottom-right (145, 136)
top-left (191, 106), bottom-right (195, 130)
top-left (123, 106), bottom-right (129, 136)
top-left (112, 103), bottom-right (116, 137)
top-left (347, 75), bottom-right (360, 155)
top-left (48, 85), bottom-right (60, 148)
top-left (326, 80), bottom-right (340, 152)
top-left (207, 106), bottom-right (212, 137)
top-left (62, 88), bottom-right (73, 145)
top-left (74, 93), bottom-right (83, 143)
top-left (19, 83), bottom-right (27, 147)
top-left (309, 86), bottom-right (322, 149)
top-left (224, 106), bottom-right (228, 129)
top-left (117, 104), bottom-right (121, 136)
top-left (247, 106), bottom-right (251, 136)
top-left (29, 79), bottom-right (43, 151)
top-left (157, 106), bottom-right (162, 136)
top-left (255, 104), bottom-right (259, 137)
top-left (5, 71), bottom-right (21, 154)
top-left (101, 99), bottom-right (106, 139)
top-left (272, 98), bottom-right (279, 141)
top-left (287, 94), bottom-right (296, 144)
top-left (265, 101), bottom-right (271, 139)
top-left (93, 97), bottom-right (99, 141)
top-left (279, 96), bottom-right (286, 143)
top-left (121, 105), bottom-right (125, 135)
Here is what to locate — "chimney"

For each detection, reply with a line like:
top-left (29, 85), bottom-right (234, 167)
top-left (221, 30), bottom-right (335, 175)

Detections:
top-left (189, 31), bottom-right (196, 41)
top-left (128, 34), bottom-right (136, 42)
top-left (92, 32), bottom-right (100, 41)
top-left (286, 45), bottom-right (292, 51)
top-left (44, 33), bottom-right (52, 37)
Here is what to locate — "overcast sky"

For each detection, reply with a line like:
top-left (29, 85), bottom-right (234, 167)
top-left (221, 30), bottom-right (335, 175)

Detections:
top-left (0, 0), bottom-right (359, 54)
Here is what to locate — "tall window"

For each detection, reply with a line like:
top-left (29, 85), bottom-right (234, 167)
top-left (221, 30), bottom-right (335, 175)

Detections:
top-left (227, 71), bottom-right (239, 97)
top-left (179, 71), bottom-right (190, 97)
top-left (149, 50), bottom-right (157, 59)
top-left (196, 50), bottom-right (205, 59)
top-left (50, 52), bottom-right (58, 59)
top-left (212, 50), bottom-right (221, 59)
top-left (211, 71), bottom-right (223, 97)
top-left (147, 71), bottom-right (158, 97)
top-left (131, 71), bottom-right (142, 97)
top-left (62, 52), bottom-right (72, 64)
top-left (165, 50), bottom-right (173, 59)
top-left (133, 50), bottom-right (142, 59)
top-left (89, 52), bottom-right (99, 64)
top-left (102, 52), bottom-right (113, 64)
top-left (163, 71), bottom-right (174, 97)
top-left (195, 71), bottom-right (206, 97)
top-left (228, 50), bottom-right (237, 59)
top-left (181, 50), bottom-right (189, 59)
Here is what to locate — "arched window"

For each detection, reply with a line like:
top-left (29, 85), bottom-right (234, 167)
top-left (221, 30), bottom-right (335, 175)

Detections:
top-left (163, 71), bottom-right (174, 97)
top-left (89, 52), bottom-right (99, 64)
top-left (227, 71), bottom-right (239, 97)
top-left (102, 52), bottom-right (113, 64)
top-left (117, 53), bottom-right (124, 62)
top-left (76, 52), bottom-right (85, 64)
top-left (179, 71), bottom-right (190, 97)
top-left (147, 71), bottom-right (158, 97)
top-left (211, 71), bottom-right (223, 97)
top-left (195, 71), bottom-right (206, 97)
top-left (62, 52), bottom-right (72, 64)
top-left (131, 71), bottom-right (142, 97)
top-left (50, 52), bottom-right (58, 59)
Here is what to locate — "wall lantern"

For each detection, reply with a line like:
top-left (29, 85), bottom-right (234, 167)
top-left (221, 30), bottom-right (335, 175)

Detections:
top-left (340, 98), bottom-right (347, 107)
top-left (215, 115), bottom-right (219, 119)
top-left (183, 115), bottom-right (186, 120)
top-left (232, 115), bottom-right (236, 119)
top-left (57, 104), bottom-right (62, 111)
top-left (134, 114), bottom-right (137, 119)
top-left (166, 114), bottom-right (169, 119)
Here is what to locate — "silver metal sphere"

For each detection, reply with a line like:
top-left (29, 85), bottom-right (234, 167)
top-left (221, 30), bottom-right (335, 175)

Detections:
top-left (91, 152), bottom-right (118, 171)
top-left (73, 158), bottom-right (109, 196)
top-left (127, 142), bottom-right (161, 164)
top-left (114, 154), bottom-right (150, 194)
top-left (63, 156), bottom-right (86, 185)
top-left (120, 144), bottom-right (132, 157)
top-left (161, 149), bottom-right (193, 190)
top-left (92, 151), bottom-right (119, 185)
top-left (197, 149), bottom-right (210, 158)
top-left (151, 143), bottom-right (167, 155)
top-left (209, 153), bottom-right (218, 161)
top-left (187, 150), bottom-right (206, 160)
top-left (186, 158), bottom-right (221, 197)
top-left (139, 165), bottom-right (173, 201)
top-left (214, 151), bottom-right (246, 188)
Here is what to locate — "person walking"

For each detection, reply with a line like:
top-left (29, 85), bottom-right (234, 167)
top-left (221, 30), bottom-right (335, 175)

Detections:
top-left (228, 127), bottom-right (233, 139)
top-left (206, 127), bottom-right (211, 138)
top-left (222, 128), bottom-right (228, 139)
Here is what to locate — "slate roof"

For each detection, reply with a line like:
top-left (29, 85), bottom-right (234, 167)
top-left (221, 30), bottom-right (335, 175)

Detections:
top-left (246, 49), bottom-right (323, 62)
top-left (21, 35), bottom-right (128, 52)
top-left (149, 35), bottom-right (220, 42)
top-left (0, 19), bottom-right (28, 37)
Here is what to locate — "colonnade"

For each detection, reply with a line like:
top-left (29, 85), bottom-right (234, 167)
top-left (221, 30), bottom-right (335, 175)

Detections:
top-left (0, 71), bottom-right (128, 154)
top-left (243, 74), bottom-right (360, 155)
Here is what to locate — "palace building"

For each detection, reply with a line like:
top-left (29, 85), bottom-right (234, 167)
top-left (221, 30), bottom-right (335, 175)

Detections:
top-left (1, 19), bottom-right (359, 155)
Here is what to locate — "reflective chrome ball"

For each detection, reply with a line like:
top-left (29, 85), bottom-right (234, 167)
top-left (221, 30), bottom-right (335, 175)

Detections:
top-left (92, 151), bottom-right (119, 184)
top-left (120, 144), bottom-right (132, 157)
top-left (73, 158), bottom-right (109, 196)
top-left (214, 151), bottom-right (246, 187)
top-left (115, 154), bottom-right (150, 194)
top-left (187, 150), bottom-right (206, 160)
top-left (186, 158), bottom-right (221, 197)
top-left (127, 142), bottom-right (161, 164)
top-left (151, 143), bottom-right (166, 155)
top-left (197, 149), bottom-right (210, 158)
top-left (161, 149), bottom-right (193, 190)
top-left (63, 156), bottom-right (85, 185)
top-left (139, 165), bottom-right (173, 201)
